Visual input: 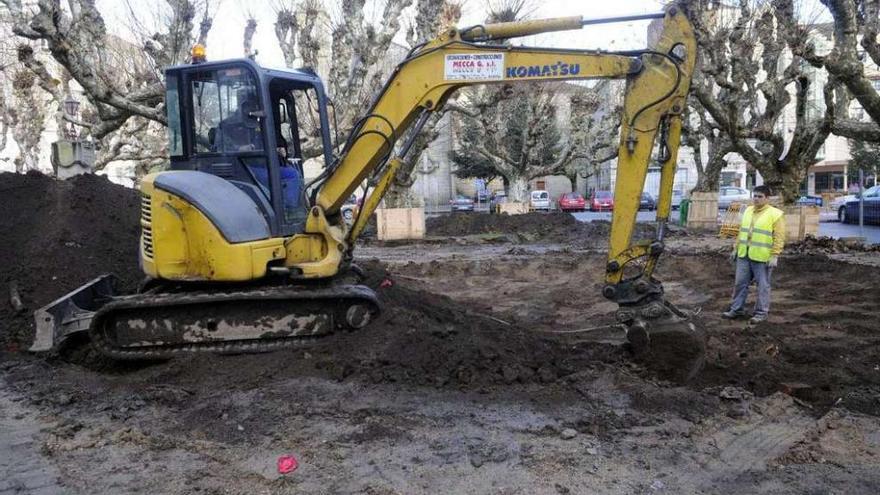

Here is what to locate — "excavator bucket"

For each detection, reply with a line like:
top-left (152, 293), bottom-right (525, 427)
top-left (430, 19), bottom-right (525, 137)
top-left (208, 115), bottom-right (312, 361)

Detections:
top-left (30, 275), bottom-right (117, 352)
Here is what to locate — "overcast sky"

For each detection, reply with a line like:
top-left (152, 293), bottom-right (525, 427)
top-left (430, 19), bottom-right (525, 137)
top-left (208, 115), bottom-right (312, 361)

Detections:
top-left (98, 0), bottom-right (677, 66)
top-left (98, 0), bottom-right (830, 68)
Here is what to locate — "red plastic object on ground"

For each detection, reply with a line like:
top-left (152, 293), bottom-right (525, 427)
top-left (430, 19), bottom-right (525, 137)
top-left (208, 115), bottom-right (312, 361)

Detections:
top-left (277, 454), bottom-right (299, 474)
top-left (379, 278), bottom-right (393, 289)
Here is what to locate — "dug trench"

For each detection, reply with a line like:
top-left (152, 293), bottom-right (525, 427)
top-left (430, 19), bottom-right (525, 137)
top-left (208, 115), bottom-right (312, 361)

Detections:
top-left (2, 172), bottom-right (880, 493)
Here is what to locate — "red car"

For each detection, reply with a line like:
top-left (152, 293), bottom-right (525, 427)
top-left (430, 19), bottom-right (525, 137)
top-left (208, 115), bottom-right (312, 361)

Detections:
top-left (558, 192), bottom-right (586, 212)
top-left (590, 191), bottom-right (614, 211)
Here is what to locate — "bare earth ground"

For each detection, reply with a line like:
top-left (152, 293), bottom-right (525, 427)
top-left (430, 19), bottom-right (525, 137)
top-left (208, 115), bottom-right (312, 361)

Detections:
top-left (2, 233), bottom-right (880, 494)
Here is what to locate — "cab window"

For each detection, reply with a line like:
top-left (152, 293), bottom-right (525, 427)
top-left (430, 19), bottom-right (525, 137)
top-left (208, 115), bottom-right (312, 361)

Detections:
top-left (190, 67), bottom-right (264, 154)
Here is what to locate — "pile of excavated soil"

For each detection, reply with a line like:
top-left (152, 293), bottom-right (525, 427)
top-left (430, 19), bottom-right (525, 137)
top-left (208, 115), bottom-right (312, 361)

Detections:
top-left (324, 259), bottom-right (627, 388)
top-left (426, 212), bottom-right (674, 244)
top-left (786, 235), bottom-right (880, 254)
top-left (0, 171), bottom-right (142, 349)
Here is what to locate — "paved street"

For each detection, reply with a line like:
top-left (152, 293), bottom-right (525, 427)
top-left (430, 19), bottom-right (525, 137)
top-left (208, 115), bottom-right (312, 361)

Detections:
top-left (817, 220), bottom-right (880, 244)
top-left (571, 210), bottom-right (880, 244)
top-left (571, 209), bottom-right (693, 225)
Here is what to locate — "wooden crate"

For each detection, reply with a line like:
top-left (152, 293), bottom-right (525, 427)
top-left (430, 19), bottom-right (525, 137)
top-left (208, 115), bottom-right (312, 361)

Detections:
top-left (498, 202), bottom-right (529, 215)
top-left (782, 205), bottom-right (819, 242)
top-left (376, 207), bottom-right (425, 240)
top-left (687, 191), bottom-right (719, 230)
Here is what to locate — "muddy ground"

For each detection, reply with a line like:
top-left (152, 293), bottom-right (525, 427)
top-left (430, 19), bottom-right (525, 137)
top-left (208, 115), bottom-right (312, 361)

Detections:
top-left (1, 174), bottom-right (879, 494)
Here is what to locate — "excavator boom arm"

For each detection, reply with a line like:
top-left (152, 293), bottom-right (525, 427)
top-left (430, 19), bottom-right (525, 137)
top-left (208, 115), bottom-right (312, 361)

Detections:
top-left (315, 6), bottom-right (696, 292)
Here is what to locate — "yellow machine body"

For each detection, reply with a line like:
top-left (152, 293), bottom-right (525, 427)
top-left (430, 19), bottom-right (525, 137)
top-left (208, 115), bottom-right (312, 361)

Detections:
top-left (140, 176), bottom-right (285, 281)
top-left (141, 176), bottom-right (350, 282)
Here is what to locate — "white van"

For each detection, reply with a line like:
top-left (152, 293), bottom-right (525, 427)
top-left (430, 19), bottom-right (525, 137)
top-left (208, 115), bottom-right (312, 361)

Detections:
top-left (530, 190), bottom-right (551, 211)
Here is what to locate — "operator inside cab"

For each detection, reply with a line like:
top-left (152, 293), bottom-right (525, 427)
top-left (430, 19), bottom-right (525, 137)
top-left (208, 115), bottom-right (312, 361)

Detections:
top-left (214, 88), bottom-right (263, 153)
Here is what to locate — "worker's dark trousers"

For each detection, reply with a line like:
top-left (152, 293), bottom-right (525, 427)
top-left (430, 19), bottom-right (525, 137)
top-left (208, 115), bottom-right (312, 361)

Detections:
top-left (729, 257), bottom-right (773, 317)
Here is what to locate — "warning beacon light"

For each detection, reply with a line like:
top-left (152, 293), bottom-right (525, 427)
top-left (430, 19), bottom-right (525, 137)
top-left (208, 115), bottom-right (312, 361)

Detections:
top-left (191, 44), bottom-right (206, 64)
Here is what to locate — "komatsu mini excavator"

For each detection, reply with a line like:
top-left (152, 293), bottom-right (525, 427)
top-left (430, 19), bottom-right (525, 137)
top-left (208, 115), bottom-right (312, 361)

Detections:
top-left (33, 5), bottom-right (704, 373)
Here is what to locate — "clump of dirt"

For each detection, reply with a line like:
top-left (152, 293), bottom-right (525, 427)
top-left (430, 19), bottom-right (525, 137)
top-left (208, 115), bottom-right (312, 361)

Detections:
top-left (426, 212), bottom-right (672, 244)
top-left (786, 235), bottom-right (880, 254)
top-left (0, 171), bottom-right (142, 349)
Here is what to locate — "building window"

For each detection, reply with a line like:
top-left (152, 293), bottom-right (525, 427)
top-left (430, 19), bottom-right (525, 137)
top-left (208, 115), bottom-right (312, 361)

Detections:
top-left (815, 172), bottom-right (845, 192)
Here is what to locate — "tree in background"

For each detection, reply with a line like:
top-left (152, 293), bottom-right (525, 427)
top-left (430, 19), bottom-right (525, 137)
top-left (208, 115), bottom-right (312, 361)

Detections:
top-left (447, 0), bottom-right (614, 201)
top-left (562, 82), bottom-right (622, 193)
top-left (805, 0), bottom-right (880, 142)
top-left (680, 100), bottom-right (735, 193)
top-left (682, 0), bottom-right (843, 203)
top-left (267, 0), bottom-right (461, 207)
top-left (0, 0), bottom-right (215, 174)
top-left (847, 139), bottom-right (880, 186)
top-left (450, 82), bottom-right (579, 201)
top-left (450, 124), bottom-right (502, 185)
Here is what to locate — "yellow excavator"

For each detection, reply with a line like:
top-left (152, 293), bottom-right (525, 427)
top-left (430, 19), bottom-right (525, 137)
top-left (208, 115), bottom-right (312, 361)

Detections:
top-left (32, 5), bottom-right (704, 374)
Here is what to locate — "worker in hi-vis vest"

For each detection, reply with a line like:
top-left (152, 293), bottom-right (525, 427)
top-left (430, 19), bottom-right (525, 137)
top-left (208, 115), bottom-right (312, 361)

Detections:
top-left (722, 184), bottom-right (786, 324)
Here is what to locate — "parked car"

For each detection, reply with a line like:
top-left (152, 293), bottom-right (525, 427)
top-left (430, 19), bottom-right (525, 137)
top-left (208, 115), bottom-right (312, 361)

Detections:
top-left (840, 185), bottom-right (880, 225)
top-left (489, 191), bottom-right (508, 213)
top-left (639, 192), bottom-right (656, 211)
top-left (832, 193), bottom-right (858, 221)
top-left (474, 189), bottom-right (490, 203)
top-left (450, 195), bottom-right (475, 212)
top-left (558, 192), bottom-right (586, 212)
top-left (589, 190), bottom-right (614, 211)
top-left (530, 190), bottom-right (552, 211)
top-left (671, 190), bottom-right (684, 210)
top-left (718, 186), bottom-right (751, 209)
top-left (341, 194), bottom-right (359, 223)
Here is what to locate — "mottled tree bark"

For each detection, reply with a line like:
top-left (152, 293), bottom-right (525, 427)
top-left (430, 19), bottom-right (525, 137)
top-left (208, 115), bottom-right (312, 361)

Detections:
top-left (804, 0), bottom-right (880, 141)
top-left (681, 100), bottom-right (733, 193)
top-left (243, 17), bottom-right (258, 59)
top-left (384, 0), bottom-right (462, 207)
top-left (683, 0), bottom-right (836, 203)
top-left (2, 0), bottom-right (214, 140)
top-left (9, 70), bottom-right (46, 171)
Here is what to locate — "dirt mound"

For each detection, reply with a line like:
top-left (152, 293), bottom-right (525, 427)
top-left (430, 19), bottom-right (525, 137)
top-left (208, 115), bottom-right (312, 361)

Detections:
top-left (786, 235), bottom-right (880, 254)
top-left (358, 268), bottom-right (623, 387)
top-left (426, 212), bottom-right (669, 244)
top-left (206, 259), bottom-right (627, 389)
top-left (0, 171), bottom-right (142, 349)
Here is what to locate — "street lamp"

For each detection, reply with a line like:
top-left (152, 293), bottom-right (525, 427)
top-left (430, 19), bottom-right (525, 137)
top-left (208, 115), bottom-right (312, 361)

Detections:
top-left (62, 94), bottom-right (80, 140)
top-left (63, 94), bottom-right (80, 117)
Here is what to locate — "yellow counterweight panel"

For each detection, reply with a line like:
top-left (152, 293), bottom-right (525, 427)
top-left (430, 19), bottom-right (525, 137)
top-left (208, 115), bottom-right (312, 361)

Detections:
top-left (140, 178), bottom-right (285, 282)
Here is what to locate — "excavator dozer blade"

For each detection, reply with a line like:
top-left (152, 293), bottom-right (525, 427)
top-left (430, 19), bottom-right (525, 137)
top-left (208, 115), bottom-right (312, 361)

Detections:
top-left (31, 274), bottom-right (118, 352)
top-left (88, 284), bottom-right (380, 360)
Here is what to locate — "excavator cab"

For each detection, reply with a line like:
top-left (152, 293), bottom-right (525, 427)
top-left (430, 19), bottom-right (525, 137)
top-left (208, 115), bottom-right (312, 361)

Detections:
top-left (163, 58), bottom-right (334, 238)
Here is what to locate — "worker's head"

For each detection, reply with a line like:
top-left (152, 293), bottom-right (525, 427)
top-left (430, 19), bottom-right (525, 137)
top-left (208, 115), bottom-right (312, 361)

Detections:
top-left (753, 185), bottom-right (771, 207)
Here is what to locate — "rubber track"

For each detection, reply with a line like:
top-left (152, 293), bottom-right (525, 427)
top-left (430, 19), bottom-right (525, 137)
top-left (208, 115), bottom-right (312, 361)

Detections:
top-left (89, 284), bottom-right (380, 360)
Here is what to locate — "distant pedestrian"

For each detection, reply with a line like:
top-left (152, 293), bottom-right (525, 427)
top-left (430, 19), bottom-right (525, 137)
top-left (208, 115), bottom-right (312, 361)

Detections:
top-left (722, 185), bottom-right (785, 324)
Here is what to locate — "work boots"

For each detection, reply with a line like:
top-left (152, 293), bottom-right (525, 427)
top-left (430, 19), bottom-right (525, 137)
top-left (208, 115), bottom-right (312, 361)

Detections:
top-left (721, 309), bottom-right (745, 319)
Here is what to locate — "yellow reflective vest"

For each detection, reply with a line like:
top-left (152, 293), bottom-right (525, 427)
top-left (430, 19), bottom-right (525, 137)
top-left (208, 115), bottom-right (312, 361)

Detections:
top-left (737, 205), bottom-right (784, 262)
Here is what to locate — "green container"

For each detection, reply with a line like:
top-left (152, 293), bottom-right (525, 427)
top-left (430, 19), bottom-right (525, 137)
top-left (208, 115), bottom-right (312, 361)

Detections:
top-left (679, 198), bottom-right (691, 225)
